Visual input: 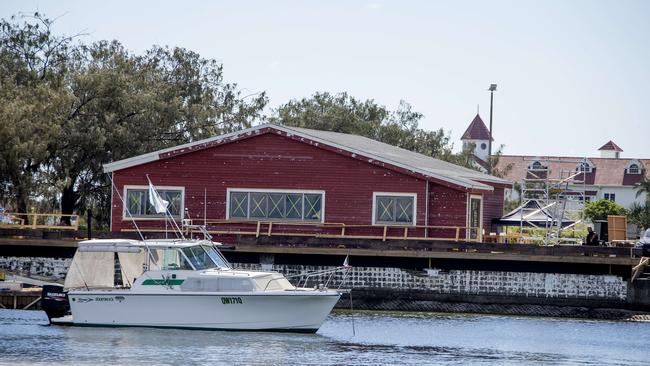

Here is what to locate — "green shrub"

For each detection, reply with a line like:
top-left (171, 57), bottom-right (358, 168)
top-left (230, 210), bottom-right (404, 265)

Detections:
top-left (584, 199), bottom-right (627, 222)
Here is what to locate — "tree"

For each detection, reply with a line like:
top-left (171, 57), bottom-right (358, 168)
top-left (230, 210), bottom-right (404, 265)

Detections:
top-left (502, 182), bottom-right (521, 214)
top-left (0, 13), bottom-right (74, 220)
top-left (628, 202), bottom-right (650, 232)
top-left (488, 145), bottom-right (513, 179)
top-left (635, 177), bottom-right (650, 203)
top-left (268, 91), bottom-right (389, 135)
top-left (584, 199), bottom-right (627, 222)
top-left (627, 176), bottom-right (650, 233)
top-left (50, 42), bottom-right (268, 225)
top-left (269, 92), bottom-right (476, 168)
top-left (0, 13), bottom-right (268, 226)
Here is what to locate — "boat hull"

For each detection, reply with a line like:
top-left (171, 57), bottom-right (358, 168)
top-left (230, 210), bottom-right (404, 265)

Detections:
top-left (67, 291), bottom-right (340, 333)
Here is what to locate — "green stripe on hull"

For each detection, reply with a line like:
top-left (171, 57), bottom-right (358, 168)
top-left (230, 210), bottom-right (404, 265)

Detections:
top-left (142, 279), bottom-right (185, 286)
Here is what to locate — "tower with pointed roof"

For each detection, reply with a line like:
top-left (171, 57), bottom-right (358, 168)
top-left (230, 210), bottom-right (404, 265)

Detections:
top-left (598, 140), bottom-right (623, 159)
top-left (461, 114), bottom-right (493, 163)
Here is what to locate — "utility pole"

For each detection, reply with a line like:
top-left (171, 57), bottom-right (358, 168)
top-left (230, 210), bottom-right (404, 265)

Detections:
top-left (487, 83), bottom-right (497, 174)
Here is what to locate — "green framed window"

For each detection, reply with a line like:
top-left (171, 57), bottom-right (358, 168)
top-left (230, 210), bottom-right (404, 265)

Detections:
top-left (228, 190), bottom-right (324, 222)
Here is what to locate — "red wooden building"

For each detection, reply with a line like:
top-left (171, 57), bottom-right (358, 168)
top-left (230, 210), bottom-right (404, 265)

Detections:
top-left (104, 124), bottom-right (511, 242)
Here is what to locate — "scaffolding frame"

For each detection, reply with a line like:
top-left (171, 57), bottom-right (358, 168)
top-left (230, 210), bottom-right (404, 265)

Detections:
top-left (519, 158), bottom-right (587, 245)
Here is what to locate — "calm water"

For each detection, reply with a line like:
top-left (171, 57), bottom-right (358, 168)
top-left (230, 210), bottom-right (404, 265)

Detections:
top-left (1, 309), bottom-right (649, 365)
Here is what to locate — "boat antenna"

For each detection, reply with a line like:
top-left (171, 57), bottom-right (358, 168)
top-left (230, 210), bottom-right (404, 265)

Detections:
top-left (145, 175), bottom-right (186, 240)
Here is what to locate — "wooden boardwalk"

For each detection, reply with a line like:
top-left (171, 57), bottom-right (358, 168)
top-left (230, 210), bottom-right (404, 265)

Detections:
top-left (0, 227), bottom-right (642, 266)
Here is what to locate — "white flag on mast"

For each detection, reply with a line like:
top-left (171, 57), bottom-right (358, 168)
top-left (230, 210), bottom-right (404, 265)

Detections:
top-left (148, 182), bottom-right (169, 214)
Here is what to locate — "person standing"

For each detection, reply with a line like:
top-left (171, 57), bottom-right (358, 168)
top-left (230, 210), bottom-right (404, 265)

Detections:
top-left (585, 227), bottom-right (600, 246)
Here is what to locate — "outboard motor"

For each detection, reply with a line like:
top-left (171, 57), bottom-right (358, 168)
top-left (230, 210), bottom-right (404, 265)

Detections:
top-left (41, 285), bottom-right (70, 321)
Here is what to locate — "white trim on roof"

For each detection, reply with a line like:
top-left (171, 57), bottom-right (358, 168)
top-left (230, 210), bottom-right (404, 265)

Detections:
top-left (103, 123), bottom-right (509, 190)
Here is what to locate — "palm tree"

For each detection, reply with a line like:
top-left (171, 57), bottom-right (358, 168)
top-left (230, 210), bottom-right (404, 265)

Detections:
top-left (636, 177), bottom-right (650, 203)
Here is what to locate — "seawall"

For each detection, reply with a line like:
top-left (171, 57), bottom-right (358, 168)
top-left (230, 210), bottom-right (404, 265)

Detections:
top-left (235, 263), bottom-right (650, 318)
top-left (2, 256), bottom-right (649, 319)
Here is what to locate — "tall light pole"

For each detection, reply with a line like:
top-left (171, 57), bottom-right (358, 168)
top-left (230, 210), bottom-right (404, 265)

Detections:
top-left (487, 83), bottom-right (497, 174)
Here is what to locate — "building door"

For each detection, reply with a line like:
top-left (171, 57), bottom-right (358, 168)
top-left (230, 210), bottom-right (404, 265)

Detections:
top-left (467, 194), bottom-right (483, 241)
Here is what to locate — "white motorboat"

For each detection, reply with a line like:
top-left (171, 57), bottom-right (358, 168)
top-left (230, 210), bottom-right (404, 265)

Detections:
top-left (49, 238), bottom-right (344, 333)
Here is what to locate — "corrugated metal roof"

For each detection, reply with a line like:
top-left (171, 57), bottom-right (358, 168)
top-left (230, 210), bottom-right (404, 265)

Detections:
top-left (283, 125), bottom-right (509, 189)
top-left (104, 123), bottom-right (511, 190)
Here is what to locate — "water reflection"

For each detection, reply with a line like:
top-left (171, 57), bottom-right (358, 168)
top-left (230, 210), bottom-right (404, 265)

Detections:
top-left (1, 309), bottom-right (649, 365)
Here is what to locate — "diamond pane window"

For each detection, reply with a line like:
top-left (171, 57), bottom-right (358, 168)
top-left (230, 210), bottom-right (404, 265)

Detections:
top-left (374, 194), bottom-right (415, 225)
top-left (376, 197), bottom-right (395, 222)
top-left (127, 190), bottom-right (146, 216)
top-left (285, 194), bottom-right (302, 219)
top-left (268, 194), bottom-right (286, 219)
top-left (229, 192), bottom-right (248, 218)
top-left (304, 194), bottom-right (322, 221)
top-left (228, 190), bottom-right (323, 222)
top-left (395, 197), bottom-right (414, 223)
top-left (160, 190), bottom-right (182, 216)
top-left (125, 187), bottom-right (183, 218)
top-left (249, 193), bottom-right (268, 218)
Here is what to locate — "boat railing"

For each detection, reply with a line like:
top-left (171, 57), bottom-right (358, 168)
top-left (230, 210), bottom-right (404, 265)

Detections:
top-left (181, 221), bottom-right (213, 241)
top-left (261, 266), bottom-right (351, 292)
top-left (294, 266), bottom-right (351, 290)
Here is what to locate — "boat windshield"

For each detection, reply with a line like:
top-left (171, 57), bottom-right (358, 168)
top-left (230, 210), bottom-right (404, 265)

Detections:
top-left (181, 245), bottom-right (229, 270)
top-left (156, 249), bottom-right (194, 270)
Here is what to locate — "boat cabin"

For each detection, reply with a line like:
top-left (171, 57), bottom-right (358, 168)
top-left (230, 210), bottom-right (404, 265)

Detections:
top-left (65, 239), bottom-right (294, 292)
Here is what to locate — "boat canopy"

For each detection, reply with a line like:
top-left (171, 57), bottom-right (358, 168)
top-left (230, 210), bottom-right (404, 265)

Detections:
top-left (65, 239), bottom-right (229, 290)
top-left (64, 251), bottom-right (116, 290)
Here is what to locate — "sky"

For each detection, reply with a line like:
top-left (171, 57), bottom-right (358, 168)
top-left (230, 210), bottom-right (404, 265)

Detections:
top-left (2, 0), bottom-right (649, 158)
